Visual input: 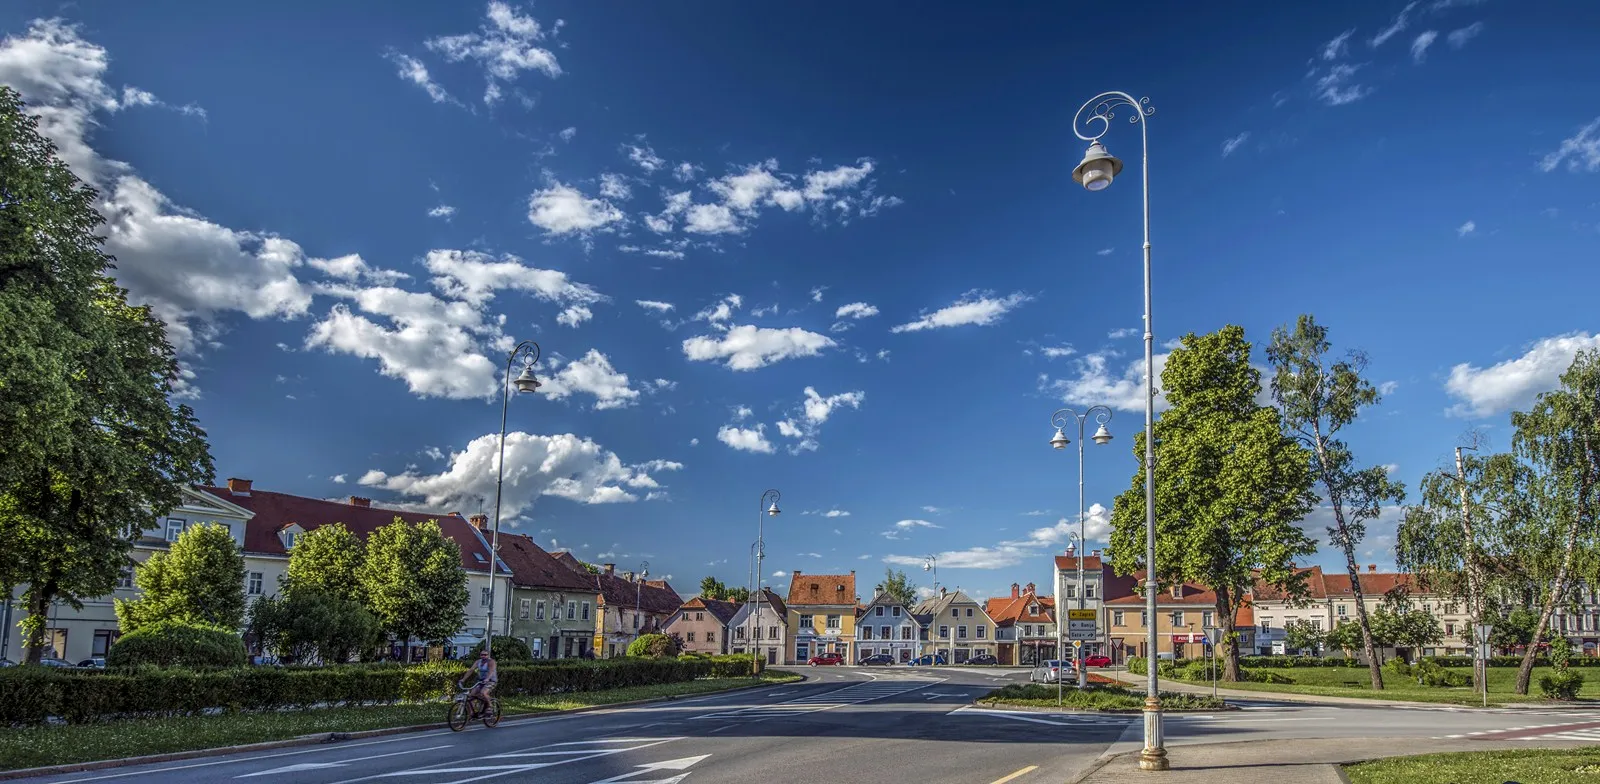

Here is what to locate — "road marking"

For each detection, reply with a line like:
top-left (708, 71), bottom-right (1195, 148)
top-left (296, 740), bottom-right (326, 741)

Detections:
top-left (235, 746), bottom-right (452, 778)
top-left (949, 707), bottom-right (1132, 727)
top-left (327, 738), bottom-right (682, 784)
top-left (689, 677), bottom-right (941, 722)
top-left (990, 765), bottom-right (1038, 784)
top-left (586, 755), bottom-right (709, 783)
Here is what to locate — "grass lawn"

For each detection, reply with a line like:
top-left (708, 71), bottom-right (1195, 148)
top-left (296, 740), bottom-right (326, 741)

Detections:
top-left (0, 672), bottom-right (801, 772)
top-left (1166, 665), bottom-right (1594, 706)
top-left (978, 683), bottom-right (1225, 711)
top-left (1345, 748), bottom-right (1600, 784)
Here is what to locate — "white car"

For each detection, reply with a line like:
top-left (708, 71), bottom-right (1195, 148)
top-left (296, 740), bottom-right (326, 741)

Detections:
top-left (1028, 659), bottom-right (1076, 684)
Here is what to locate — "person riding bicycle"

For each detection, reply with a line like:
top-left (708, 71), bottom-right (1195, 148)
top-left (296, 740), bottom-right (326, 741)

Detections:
top-left (458, 649), bottom-right (497, 714)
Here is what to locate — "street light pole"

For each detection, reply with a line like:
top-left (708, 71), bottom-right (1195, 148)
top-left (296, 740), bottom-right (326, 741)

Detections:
top-left (1071, 90), bottom-right (1165, 771)
top-left (635, 560), bottom-right (649, 652)
top-left (752, 490), bottom-right (781, 671)
top-left (1052, 405), bottom-right (1114, 691)
top-left (923, 555), bottom-right (938, 664)
top-left (486, 340), bottom-right (543, 659)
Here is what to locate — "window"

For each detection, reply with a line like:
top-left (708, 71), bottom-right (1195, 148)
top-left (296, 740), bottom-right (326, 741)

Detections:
top-left (976, 625), bottom-right (986, 639)
top-left (1140, 612), bottom-right (1148, 627)
top-left (1337, 604), bottom-right (1348, 617)
top-left (92, 630), bottom-right (118, 657)
top-left (165, 517), bottom-right (186, 542)
top-left (735, 627), bottom-right (746, 640)
top-left (582, 602), bottom-right (591, 621)
top-left (707, 631), bottom-right (715, 642)
top-left (901, 626), bottom-right (913, 640)
top-left (535, 601), bottom-right (546, 620)
top-left (41, 629), bottom-right (66, 659)
top-left (1113, 611), bottom-right (1125, 627)
top-left (825, 615), bottom-right (841, 629)
top-left (686, 631), bottom-right (696, 642)
top-left (1445, 623), bottom-right (1455, 637)
top-left (795, 643), bottom-right (810, 661)
top-left (876, 606), bottom-right (884, 617)
top-left (567, 601), bottom-right (577, 620)
top-left (1260, 618), bottom-right (1273, 631)
top-left (861, 626), bottom-right (873, 640)
top-left (1063, 585), bottom-right (1077, 599)
top-left (1171, 611), bottom-right (1185, 627)
top-left (248, 572), bottom-right (263, 596)
top-left (951, 608), bottom-right (958, 617)
top-left (1085, 583), bottom-right (1097, 599)
top-left (769, 625), bottom-right (778, 639)
top-left (695, 611), bottom-right (704, 621)
top-left (1029, 604), bottom-right (1039, 615)
top-left (1201, 611), bottom-right (1213, 628)
top-left (1310, 619), bottom-right (1323, 631)
top-left (965, 608), bottom-right (973, 617)
top-left (481, 587), bottom-right (491, 607)
top-left (957, 625), bottom-right (968, 639)
top-left (880, 625), bottom-right (890, 640)
top-left (799, 614), bottom-right (813, 627)
top-left (939, 625), bottom-right (949, 639)
top-left (892, 607), bottom-right (901, 617)
top-left (1422, 603), bottom-right (1432, 614)
top-left (117, 567), bottom-right (134, 590)
top-left (520, 599), bottom-right (531, 619)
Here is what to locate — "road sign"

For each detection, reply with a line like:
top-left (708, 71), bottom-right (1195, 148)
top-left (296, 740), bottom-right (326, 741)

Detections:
top-left (1066, 608), bottom-right (1097, 640)
top-left (1204, 627), bottom-right (1223, 646)
top-left (1072, 639), bottom-right (1083, 649)
top-left (1475, 623), bottom-right (1494, 645)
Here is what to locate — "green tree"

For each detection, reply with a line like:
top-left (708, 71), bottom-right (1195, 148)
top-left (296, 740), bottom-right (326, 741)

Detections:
top-left (249, 591), bottom-right (381, 664)
top-left (1109, 325), bottom-right (1318, 681)
top-left (0, 87), bottom-right (214, 663)
top-left (1326, 619), bottom-right (1362, 659)
top-left (1505, 349), bottom-right (1600, 694)
top-left (1283, 619), bottom-right (1326, 655)
top-left (626, 632), bottom-right (681, 658)
top-left (1268, 314), bottom-right (1406, 689)
top-left (1490, 608), bottom-right (1541, 653)
top-left (284, 523), bottom-right (365, 602)
top-left (116, 523), bottom-right (245, 633)
top-left (1374, 608), bottom-right (1443, 663)
top-left (359, 518), bottom-right (469, 650)
top-left (724, 586), bottom-right (750, 603)
top-left (876, 568), bottom-right (918, 607)
top-left (699, 576), bottom-right (728, 600)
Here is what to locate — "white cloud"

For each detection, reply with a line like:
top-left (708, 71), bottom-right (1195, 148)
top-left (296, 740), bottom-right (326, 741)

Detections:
top-left (1033, 345), bottom-right (1077, 359)
top-left (1021, 510), bottom-right (1050, 517)
top-left (1539, 117), bottom-right (1600, 174)
top-left (527, 181), bottom-right (625, 236)
top-left (835, 302), bottom-right (878, 320)
top-left (559, 126), bottom-right (576, 142)
top-left (617, 245), bottom-right (686, 260)
top-left (1378, 380), bottom-right (1400, 396)
top-left (330, 474), bottom-right (347, 484)
top-left (305, 285), bottom-right (501, 399)
top-left (1457, 220), bottom-right (1476, 237)
top-left (357, 431), bottom-right (675, 520)
top-left (811, 286), bottom-right (827, 303)
top-left (1221, 132), bottom-right (1250, 157)
top-left (884, 504), bottom-right (1110, 571)
top-left (306, 254), bottom-right (410, 285)
top-left (823, 509), bottom-right (851, 518)
top-left (1312, 63), bottom-right (1372, 106)
top-left (922, 506), bottom-right (945, 514)
top-left (773, 386), bottom-right (865, 453)
top-left (538, 349), bottom-right (642, 410)
top-left (896, 519), bottom-right (939, 531)
top-left (385, 52), bottom-right (456, 104)
top-left (625, 143), bottom-right (666, 174)
top-left (636, 300), bottom-right (675, 313)
top-left (422, 1), bottom-right (561, 107)
top-left (428, 204), bottom-right (457, 219)
top-left (598, 173), bottom-right (632, 201)
top-left (1097, 248), bottom-right (1115, 256)
top-left (1369, 2), bottom-right (1419, 47)
top-left (425, 249), bottom-right (602, 309)
top-left (1445, 332), bottom-right (1600, 417)
top-left (1447, 22), bottom-right (1484, 48)
top-left (1109, 327), bottom-right (1141, 339)
top-left (732, 405), bottom-right (754, 421)
top-left (693, 294), bottom-right (743, 326)
top-left (1411, 30), bottom-right (1439, 62)
top-left (891, 290), bottom-right (1031, 333)
top-left (1429, 0), bottom-right (1486, 9)
top-left (1023, 504), bottom-right (1112, 547)
top-left (717, 424), bottom-right (774, 454)
top-left (772, 570), bottom-right (788, 578)
top-left (673, 162), bottom-right (698, 182)
top-left (682, 325), bottom-right (835, 370)
top-left (661, 157), bottom-right (895, 238)
top-left (1321, 29), bottom-right (1355, 60)
top-left (1039, 350), bottom-right (1171, 413)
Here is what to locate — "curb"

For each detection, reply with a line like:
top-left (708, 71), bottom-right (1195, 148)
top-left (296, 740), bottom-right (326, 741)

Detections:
top-left (974, 701), bottom-right (1238, 715)
top-left (1098, 672), bottom-right (1515, 711)
top-left (0, 676), bottom-right (804, 781)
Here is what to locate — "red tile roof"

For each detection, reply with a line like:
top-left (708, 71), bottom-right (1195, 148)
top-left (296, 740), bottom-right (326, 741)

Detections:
top-left (678, 596), bottom-right (741, 624)
top-left (1323, 572), bottom-right (1414, 599)
top-left (204, 484), bottom-right (495, 573)
top-left (1104, 576), bottom-right (1222, 607)
top-left (1053, 555), bottom-right (1105, 572)
top-left (1251, 565), bottom-right (1330, 602)
top-left (985, 590), bottom-right (1055, 626)
top-left (495, 532), bottom-right (596, 591)
top-left (550, 554), bottom-right (682, 616)
top-left (786, 572), bottom-right (857, 606)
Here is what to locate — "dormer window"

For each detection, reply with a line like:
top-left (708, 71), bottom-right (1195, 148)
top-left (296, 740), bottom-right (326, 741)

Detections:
top-left (473, 553), bottom-right (487, 563)
top-left (278, 524), bottom-right (305, 550)
top-left (1029, 604), bottom-right (1039, 615)
top-left (1172, 584), bottom-right (1184, 599)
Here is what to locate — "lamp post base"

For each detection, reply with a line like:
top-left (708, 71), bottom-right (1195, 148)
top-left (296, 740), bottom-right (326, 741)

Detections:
top-left (1138, 696), bottom-right (1169, 771)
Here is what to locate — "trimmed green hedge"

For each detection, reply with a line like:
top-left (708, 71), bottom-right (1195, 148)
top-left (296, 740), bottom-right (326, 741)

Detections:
top-left (105, 620), bottom-right (247, 669)
top-left (0, 656), bottom-right (762, 725)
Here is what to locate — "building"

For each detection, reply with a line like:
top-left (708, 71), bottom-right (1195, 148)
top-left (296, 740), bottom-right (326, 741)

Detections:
top-left (1054, 551), bottom-right (1107, 657)
top-left (787, 571), bottom-right (858, 664)
top-left (550, 554), bottom-right (681, 659)
top-left (2, 479), bottom-right (508, 665)
top-left (855, 592), bottom-right (920, 663)
top-left (729, 589), bottom-right (788, 664)
top-left (913, 588), bottom-right (998, 663)
top-left (1104, 578), bottom-right (1229, 661)
top-left (985, 582), bottom-right (1056, 666)
top-left (666, 596), bottom-right (741, 656)
top-left (495, 532), bottom-right (602, 659)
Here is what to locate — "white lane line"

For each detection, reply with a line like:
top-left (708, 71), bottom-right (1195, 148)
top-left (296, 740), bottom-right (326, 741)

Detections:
top-left (234, 746), bottom-right (454, 779)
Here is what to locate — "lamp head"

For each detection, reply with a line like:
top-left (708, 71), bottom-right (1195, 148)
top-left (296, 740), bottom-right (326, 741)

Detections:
top-left (1072, 141), bottom-right (1124, 192)
top-left (767, 501), bottom-right (781, 517)
top-left (1091, 423), bottom-right (1114, 445)
top-left (1050, 427), bottom-right (1071, 450)
top-left (513, 363), bottom-right (541, 393)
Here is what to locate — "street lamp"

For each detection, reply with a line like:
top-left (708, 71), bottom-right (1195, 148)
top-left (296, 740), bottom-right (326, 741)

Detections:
top-left (485, 340), bottom-right (542, 659)
top-left (1071, 90), bottom-right (1165, 771)
top-left (1051, 405), bottom-right (1113, 692)
top-left (635, 561), bottom-right (650, 649)
top-left (749, 490), bottom-right (780, 671)
top-left (923, 556), bottom-right (941, 665)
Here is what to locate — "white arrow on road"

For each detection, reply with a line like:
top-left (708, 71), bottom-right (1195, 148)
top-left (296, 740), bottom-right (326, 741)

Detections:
top-left (586, 755), bottom-right (710, 783)
top-left (236, 745), bottom-right (452, 778)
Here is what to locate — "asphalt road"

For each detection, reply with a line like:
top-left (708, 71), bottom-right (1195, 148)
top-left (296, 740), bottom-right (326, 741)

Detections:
top-left (17, 667), bottom-right (1600, 784)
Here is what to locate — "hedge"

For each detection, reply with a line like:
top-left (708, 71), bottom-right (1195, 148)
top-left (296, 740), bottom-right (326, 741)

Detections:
top-left (0, 655), bottom-right (763, 725)
top-left (104, 619), bottom-right (247, 669)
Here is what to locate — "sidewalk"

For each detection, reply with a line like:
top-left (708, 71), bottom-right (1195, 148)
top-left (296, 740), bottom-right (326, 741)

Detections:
top-left (1074, 736), bottom-right (1595, 783)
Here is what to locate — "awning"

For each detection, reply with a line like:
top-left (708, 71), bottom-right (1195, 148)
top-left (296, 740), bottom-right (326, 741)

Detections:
top-left (448, 635), bottom-right (482, 647)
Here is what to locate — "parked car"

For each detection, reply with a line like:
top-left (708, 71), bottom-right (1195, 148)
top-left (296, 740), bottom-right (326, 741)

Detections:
top-left (858, 653), bottom-right (893, 666)
top-left (1028, 659), bottom-right (1075, 684)
top-left (808, 653), bottom-right (845, 666)
top-left (75, 657), bottom-right (106, 669)
top-left (1084, 654), bottom-right (1112, 668)
top-left (35, 657), bottom-right (76, 668)
top-left (966, 654), bottom-right (999, 666)
top-left (907, 653), bottom-right (947, 666)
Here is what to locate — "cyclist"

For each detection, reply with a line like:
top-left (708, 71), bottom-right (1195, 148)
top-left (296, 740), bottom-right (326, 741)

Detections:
top-left (458, 649), bottom-right (498, 716)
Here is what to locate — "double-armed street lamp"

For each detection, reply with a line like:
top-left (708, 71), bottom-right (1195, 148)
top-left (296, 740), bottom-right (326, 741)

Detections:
top-left (1050, 406), bottom-right (1114, 693)
top-left (748, 490), bottom-right (781, 670)
top-left (1069, 89), bottom-right (1166, 771)
top-left (485, 340), bottom-right (543, 658)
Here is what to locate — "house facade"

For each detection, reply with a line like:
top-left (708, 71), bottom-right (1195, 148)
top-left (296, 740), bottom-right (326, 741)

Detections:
top-left (666, 596), bottom-right (741, 656)
top-left (550, 554), bottom-right (681, 659)
top-left (729, 589), bottom-right (788, 664)
top-left (986, 582), bottom-right (1056, 666)
top-left (786, 571), bottom-right (858, 664)
top-left (855, 592), bottom-right (920, 663)
top-left (913, 588), bottom-right (998, 663)
top-left (496, 532), bottom-right (601, 659)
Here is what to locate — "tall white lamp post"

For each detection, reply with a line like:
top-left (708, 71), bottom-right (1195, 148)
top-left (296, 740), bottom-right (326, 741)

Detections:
top-left (485, 340), bottom-right (543, 658)
top-left (749, 490), bottom-right (781, 671)
top-left (1051, 405), bottom-right (1114, 691)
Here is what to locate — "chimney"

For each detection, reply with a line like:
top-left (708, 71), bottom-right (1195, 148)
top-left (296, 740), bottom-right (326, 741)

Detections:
top-left (793, 570), bottom-right (802, 577)
top-left (1026, 582), bottom-right (1035, 595)
top-left (623, 571), bottom-right (634, 582)
top-left (940, 587), bottom-right (948, 596)
top-left (604, 563), bottom-right (615, 575)
top-left (448, 511), bottom-right (462, 518)
top-left (348, 496), bottom-right (371, 507)
top-left (1367, 564), bottom-right (1377, 574)
top-left (468, 513), bottom-right (488, 530)
top-left (1011, 583), bottom-right (1020, 599)
top-left (227, 478), bottom-right (252, 495)
top-left (1092, 549), bottom-right (1101, 557)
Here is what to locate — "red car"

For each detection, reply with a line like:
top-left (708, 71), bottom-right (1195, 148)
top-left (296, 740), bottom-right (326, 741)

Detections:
top-left (1084, 655), bottom-right (1112, 668)
top-left (808, 653), bottom-right (844, 666)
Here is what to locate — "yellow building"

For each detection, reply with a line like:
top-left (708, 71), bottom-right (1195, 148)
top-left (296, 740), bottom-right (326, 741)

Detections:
top-left (785, 571), bottom-right (858, 664)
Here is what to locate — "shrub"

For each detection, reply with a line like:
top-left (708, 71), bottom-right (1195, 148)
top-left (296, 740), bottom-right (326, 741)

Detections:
top-left (705, 654), bottom-right (762, 677)
top-left (1540, 670), bottom-right (1584, 701)
top-left (106, 619), bottom-right (247, 669)
top-left (468, 636), bottom-right (533, 663)
top-left (1241, 668), bottom-right (1295, 684)
top-left (626, 633), bottom-right (682, 659)
top-left (1413, 657), bottom-right (1471, 688)
top-left (1384, 658), bottom-right (1413, 678)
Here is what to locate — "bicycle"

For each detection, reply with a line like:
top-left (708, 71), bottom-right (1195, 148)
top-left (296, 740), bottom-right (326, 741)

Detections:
top-left (447, 686), bottom-right (501, 731)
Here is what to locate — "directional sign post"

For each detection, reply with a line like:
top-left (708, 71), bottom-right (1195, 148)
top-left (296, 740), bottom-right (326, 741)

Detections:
top-left (1066, 609), bottom-right (1098, 640)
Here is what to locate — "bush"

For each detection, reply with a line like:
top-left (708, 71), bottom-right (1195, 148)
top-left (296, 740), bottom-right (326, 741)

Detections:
top-left (106, 619), bottom-right (247, 669)
top-left (1241, 668), bottom-right (1295, 684)
top-left (705, 654), bottom-right (762, 677)
top-left (1413, 657), bottom-right (1471, 688)
top-left (1240, 655), bottom-right (1361, 668)
top-left (1540, 670), bottom-right (1584, 701)
top-left (1384, 658), bottom-right (1413, 678)
top-left (468, 636), bottom-right (533, 663)
top-left (626, 633), bottom-right (682, 659)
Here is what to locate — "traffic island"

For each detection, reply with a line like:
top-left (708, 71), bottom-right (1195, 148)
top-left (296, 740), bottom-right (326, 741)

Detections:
top-left (977, 683), bottom-right (1227, 712)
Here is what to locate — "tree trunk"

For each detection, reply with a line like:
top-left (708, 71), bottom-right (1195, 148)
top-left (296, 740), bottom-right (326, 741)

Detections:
top-left (1312, 430), bottom-right (1385, 690)
top-left (22, 579), bottom-right (56, 664)
top-left (1216, 587), bottom-right (1241, 682)
top-left (1516, 464), bottom-right (1588, 694)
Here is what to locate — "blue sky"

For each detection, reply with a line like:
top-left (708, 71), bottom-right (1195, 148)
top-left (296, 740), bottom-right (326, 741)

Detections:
top-left (2, 1), bottom-right (1598, 602)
